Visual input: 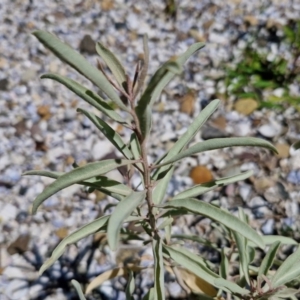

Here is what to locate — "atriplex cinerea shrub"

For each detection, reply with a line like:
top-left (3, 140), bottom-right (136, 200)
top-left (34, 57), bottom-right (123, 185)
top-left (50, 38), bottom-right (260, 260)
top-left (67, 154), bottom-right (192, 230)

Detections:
top-left (25, 30), bottom-right (300, 299)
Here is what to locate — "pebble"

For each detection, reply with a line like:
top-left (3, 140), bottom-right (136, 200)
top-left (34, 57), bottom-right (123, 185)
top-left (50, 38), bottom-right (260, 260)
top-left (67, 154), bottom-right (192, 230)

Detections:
top-left (0, 155), bottom-right (10, 171)
top-left (287, 170), bottom-right (300, 184)
top-left (0, 78), bottom-right (9, 90)
top-left (0, 204), bottom-right (17, 222)
top-left (47, 147), bottom-right (70, 163)
top-left (168, 281), bottom-right (183, 298)
top-left (258, 121), bottom-right (282, 138)
top-left (234, 98), bottom-right (258, 115)
top-left (276, 143), bottom-right (290, 159)
top-left (233, 120), bottom-right (252, 137)
top-left (79, 34), bottom-right (97, 55)
top-left (190, 165), bottom-right (214, 184)
top-left (261, 219), bottom-right (275, 235)
top-left (92, 140), bottom-right (114, 160)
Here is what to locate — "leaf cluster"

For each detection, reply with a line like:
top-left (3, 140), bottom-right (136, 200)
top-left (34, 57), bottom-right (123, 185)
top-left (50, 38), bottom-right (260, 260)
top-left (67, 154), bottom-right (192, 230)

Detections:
top-left (24, 30), bottom-right (300, 299)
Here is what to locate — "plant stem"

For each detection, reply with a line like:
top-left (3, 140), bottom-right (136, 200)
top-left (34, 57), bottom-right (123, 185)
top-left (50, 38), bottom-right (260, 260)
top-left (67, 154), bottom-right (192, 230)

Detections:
top-left (128, 83), bottom-right (157, 237)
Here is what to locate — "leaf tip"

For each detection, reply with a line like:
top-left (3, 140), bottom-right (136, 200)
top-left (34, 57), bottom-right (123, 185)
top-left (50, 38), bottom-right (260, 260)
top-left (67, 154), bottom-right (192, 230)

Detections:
top-left (31, 30), bottom-right (40, 37)
top-left (39, 264), bottom-right (46, 276)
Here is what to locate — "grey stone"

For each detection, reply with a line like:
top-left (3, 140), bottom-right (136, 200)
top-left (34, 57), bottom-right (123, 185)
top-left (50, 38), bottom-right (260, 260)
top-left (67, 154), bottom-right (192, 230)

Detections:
top-left (0, 78), bottom-right (9, 90)
top-left (79, 35), bottom-right (96, 54)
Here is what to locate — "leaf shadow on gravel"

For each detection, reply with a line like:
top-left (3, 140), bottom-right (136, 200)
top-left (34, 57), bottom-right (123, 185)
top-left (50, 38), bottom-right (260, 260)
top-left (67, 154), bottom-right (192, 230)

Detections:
top-left (9, 239), bottom-right (110, 300)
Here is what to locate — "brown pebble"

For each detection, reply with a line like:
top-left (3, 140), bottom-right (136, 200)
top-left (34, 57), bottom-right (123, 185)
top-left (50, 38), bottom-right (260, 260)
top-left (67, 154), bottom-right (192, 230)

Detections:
top-left (190, 165), bottom-right (213, 184)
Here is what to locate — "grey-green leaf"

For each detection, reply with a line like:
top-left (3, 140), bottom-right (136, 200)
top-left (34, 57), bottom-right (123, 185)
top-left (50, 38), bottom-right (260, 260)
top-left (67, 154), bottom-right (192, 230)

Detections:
top-left (163, 245), bottom-right (219, 286)
top-left (136, 61), bottom-right (182, 140)
top-left (220, 248), bottom-right (229, 279)
top-left (258, 241), bottom-right (281, 278)
top-left (134, 34), bottom-right (149, 98)
top-left (40, 215), bottom-right (109, 274)
top-left (171, 234), bottom-right (218, 250)
top-left (33, 31), bottom-right (128, 111)
top-left (271, 245), bottom-right (300, 288)
top-left (176, 42), bottom-right (205, 65)
top-left (96, 42), bottom-right (127, 89)
top-left (41, 73), bottom-right (129, 125)
top-left (155, 137), bottom-right (278, 168)
top-left (146, 42), bottom-right (205, 110)
top-left (272, 287), bottom-right (300, 298)
top-left (129, 133), bottom-right (143, 173)
top-left (232, 231), bottom-right (250, 285)
top-left (153, 238), bottom-right (165, 300)
top-left (125, 270), bottom-right (135, 300)
top-left (153, 99), bottom-right (220, 180)
top-left (24, 170), bottom-right (132, 200)
top-left (77, 108), bottom-right (133, 159)
top-left (32, 159), bottom-right (134, 213)
top-left (157, 216), bottom-right (174, 230)
top-left (71, 280), bottom-right (87, 300)
top-left (248, 235), bottom-right (297, 247)
top-left (143, 288), bottom-right (155, 300)
top-left (107, 191), bottom-right (146, 250)
top-left (153, 166), bottom-right (174, 205)
top-left (173, 170), bottom-right (253, 200)
top-left (214, 278), bottom-right (250, 295)
top-left (162, 199), bottom-right (264, 248)
top-left (23, 170), bottom-right (62, 179)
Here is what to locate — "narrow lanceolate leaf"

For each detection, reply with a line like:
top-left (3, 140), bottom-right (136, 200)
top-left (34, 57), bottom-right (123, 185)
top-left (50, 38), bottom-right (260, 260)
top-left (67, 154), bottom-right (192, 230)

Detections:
top-left (173, 170), bottom-right (253, 200)
top-left (32, 159), bottom-right (134, 213)
top-left (248, 235), bottom-right (297, 247)
top-left (145, 42), bottom-right (205, 110)
top-left (23, 170), bottom-right (62, 179)
top-left (129, 133), bottom-right (143, 172)
top-left (232, 231), bottom-right (250, 285)
top-left (134, 34), bottom-right (149, 98)
top-left (165, 223), bottom-right (171, 244)
top-left (271, 245), bottom-right (300, 288)
top-left (220, 248), bottom-right (229, 279)
top-left (157, 216), bottom-right (173, 230)
top-left (143, 288), bottom-right (155, 300)
top-left (86, 267), bottom-right (126, 294)
top-left (163, 245), bottom-right (219, 286)
top-left (33, 31), bottom-right (128, 111)
top-left (39, 215), bottom-right (109, 275)
top-left (153, 239), bottom-right (165, 300)
top-left (258, 241), bottom-right (281, 278)
top-left (153, 166), bottom-right (174, 205)
top-left (125, 271), bottom-right (135, 300)
top-left (175, 42), bottom-right (205, 65)
top-left (41, 74), bottom-right (129, 125)
top-left (87, 176), bottom-right (132, 198)
top-left (71, 280), bottom-right (87, 300)
top-left (272, 287), bottom-right (300, 298)
top-left (153, 99), bottom-right (220, 180)
top-left (136, 61), bottom-right (182, 140)
top-left (162, 199), bottom-right (265, 248)
top-left (24, 170), bottom-right (132, 200)
top-left (107, 191), bottom-right (146, 250)
top-left (214, 278), bottom-right (250, 296)
top-left (155, 137), bottom-right (278, 168)
top-left (96, 42), bottom-right (127, 89)
top-left (171, 234), bottom-right (218, 250)
top-left (77, 108), bottom-right (133, 159)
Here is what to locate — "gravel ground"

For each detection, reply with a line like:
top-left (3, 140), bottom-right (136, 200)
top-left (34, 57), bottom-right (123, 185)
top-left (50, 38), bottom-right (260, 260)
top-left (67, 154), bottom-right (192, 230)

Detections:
top-left (0, 0), bottom-right (300, 299)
